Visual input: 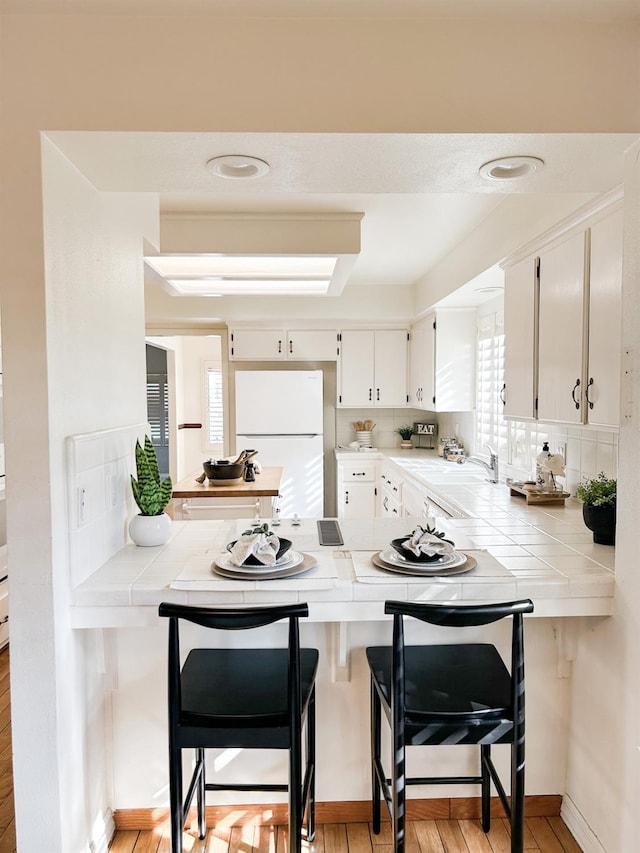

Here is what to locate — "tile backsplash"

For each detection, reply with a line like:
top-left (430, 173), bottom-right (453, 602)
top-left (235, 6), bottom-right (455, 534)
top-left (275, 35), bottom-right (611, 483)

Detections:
top-left (437, 411), bottom-right (618, 496)
top-left (66, 423), bottom-right (148, 588)
top-left (336, 408), bottom-right (435, 450)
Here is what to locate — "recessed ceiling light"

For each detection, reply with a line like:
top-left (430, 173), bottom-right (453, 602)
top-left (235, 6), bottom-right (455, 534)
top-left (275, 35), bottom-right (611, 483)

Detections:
top-left (205, 155), bottom-right (270, 180)
top-left (479, 156), bottom-right (544, 181)
top-left (475, 286), bottom-right (504, 293)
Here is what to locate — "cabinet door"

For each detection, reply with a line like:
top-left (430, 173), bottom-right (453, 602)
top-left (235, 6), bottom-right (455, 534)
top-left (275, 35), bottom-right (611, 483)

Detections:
top-left (433, 311), bottom-right (475, 411)
top-left (229, 330), bottom-right (285, 360)
top-left (339, 330), bottom-right (375, 406)
top-left (537, 232), bottom-right (586, 424)
top-left (374, 330), bottom-right (408, 407)
top-left (338, 482), bottom-right (376, 518)
top-left (586, 208), bottom-right (623, 428)
top-left (409, 320), bottom-right (429, 408)
top-left (287, 330), bottom-right (338, 361)
top-left (503, 256), bottom-right (537, 420)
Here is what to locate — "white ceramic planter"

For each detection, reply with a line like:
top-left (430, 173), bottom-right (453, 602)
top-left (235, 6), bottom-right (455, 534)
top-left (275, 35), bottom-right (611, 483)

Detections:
top-left (129, 512), bottom-right (172, 547)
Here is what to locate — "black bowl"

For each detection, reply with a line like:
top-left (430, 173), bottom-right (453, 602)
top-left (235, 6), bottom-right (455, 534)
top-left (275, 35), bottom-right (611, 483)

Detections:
top-left (226, 537), bottom-right (293, 566)
top-left (203, 460), bottom-right (245, 480)
top-left (390, 536), bottom-right (454, 563)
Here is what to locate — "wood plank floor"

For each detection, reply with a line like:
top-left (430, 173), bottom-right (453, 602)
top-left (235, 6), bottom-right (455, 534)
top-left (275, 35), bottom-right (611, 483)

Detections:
top-left (108, 813), bottom-right (584, 853)
top-left (0, 647), bottom-right (582, 853)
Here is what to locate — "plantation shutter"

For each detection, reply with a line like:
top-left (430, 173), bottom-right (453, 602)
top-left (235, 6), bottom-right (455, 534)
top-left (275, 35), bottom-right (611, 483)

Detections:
top-left (206, 366), bottom-right (224, 444)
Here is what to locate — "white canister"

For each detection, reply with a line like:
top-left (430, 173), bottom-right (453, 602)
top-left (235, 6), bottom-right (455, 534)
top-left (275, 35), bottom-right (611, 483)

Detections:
top-left (356, 430), bottom-right (373, 447)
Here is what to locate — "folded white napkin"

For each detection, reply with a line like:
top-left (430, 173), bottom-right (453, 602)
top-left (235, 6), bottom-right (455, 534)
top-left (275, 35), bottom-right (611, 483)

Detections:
top-left (229, 530), bottom-right (281, 566)
top-left (402, 526), bottom-right (455, 558)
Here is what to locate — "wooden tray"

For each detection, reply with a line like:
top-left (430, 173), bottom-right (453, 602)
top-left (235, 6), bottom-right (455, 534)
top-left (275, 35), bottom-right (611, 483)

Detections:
top-left (508, 484), bottom-right (570, 506)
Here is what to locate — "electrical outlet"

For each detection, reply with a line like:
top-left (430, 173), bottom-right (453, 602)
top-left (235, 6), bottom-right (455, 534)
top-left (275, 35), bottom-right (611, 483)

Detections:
top-left (557, 443), bottom-right (567, 462)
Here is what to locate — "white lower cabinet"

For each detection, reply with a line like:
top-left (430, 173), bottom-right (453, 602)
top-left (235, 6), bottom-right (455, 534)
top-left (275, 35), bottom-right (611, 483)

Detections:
top-left (337, 459), bottom-right (377, 518)
top-left (402, 480), bottom-right (429, 519)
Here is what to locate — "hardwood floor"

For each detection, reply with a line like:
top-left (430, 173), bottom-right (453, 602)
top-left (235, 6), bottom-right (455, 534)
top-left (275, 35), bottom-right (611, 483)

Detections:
top-left (108, 814), bottom-right (584, 853)
top-left (0, 647), bottom-right (15, 853)
top-left (0, 647), bottom-right (582, 853)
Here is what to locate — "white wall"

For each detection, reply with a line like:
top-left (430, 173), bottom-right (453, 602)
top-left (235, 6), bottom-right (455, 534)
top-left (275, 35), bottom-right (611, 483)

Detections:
top-left (560, 140), bottom-right (640, 853)
top-left (9, 139), bottom-right (156, 853)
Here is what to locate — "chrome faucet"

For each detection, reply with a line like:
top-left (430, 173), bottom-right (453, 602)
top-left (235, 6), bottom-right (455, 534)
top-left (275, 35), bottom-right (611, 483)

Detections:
top-left (458, 444), bottom-right (499, 483)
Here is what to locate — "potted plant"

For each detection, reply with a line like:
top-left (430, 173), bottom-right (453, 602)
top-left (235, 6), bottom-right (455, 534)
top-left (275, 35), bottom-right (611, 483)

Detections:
top-left (395, 425), bottom-right (414, 449)
top-left (576, 471), bottom-right (616, 545)
top-left (129, 436), bottom-right (173, 546)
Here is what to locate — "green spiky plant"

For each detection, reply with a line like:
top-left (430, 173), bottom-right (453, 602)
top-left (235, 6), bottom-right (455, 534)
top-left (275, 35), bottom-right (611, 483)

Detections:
top-left (130, 436), bottom-right (173, 516)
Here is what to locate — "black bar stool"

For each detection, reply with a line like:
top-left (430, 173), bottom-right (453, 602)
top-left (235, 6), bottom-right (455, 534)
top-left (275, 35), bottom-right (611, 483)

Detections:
top-left (158, 602), bottom-right (318, 853)
top-left (366, 598), bottom-right (534, 853)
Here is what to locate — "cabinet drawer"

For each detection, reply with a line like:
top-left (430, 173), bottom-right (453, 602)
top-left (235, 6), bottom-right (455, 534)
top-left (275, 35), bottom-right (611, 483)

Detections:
top-left (339, 461), bottom-right (376, 482)
top-left (379, 467), bottom-right (403, 499)
top-left (381, 490), bottom-right (403, 518)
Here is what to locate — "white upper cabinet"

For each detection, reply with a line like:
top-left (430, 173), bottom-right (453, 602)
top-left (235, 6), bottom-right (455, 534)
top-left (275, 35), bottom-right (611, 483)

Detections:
top-left (503, 257), bottom-right (537, 420)
top-left (286, 330), bottom-right (339, 361)
top-left (585, 207), bottom-right (623, 428)
top-left (537, 231), bottom-right (587, 424)
top-left (229, 329), bottom-right (286, 359)
top-left (338, 329), bottom-right (408, 407)
top-left (230, 328), bottom-right (338, 360)
top-left (409, 310), bottom-right (475, 412)
top-left (502, 193), bottom-right (623, 426)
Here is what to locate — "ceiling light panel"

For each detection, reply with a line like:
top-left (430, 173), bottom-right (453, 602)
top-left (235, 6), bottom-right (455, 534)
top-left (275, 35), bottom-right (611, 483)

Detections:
top-left (166, 278), bottom-right (330, 296)
top-left (145, 254), bottom-right (337, 278)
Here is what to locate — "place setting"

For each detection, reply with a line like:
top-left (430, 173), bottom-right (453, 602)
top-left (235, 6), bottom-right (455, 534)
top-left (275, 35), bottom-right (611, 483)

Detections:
top-left (368, 524), bottom-right (477, 578)
top-left (212, 522), bottom-right (318, 581)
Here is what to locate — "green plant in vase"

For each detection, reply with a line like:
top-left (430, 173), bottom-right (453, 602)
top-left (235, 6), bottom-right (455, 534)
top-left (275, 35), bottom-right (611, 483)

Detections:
top-left (129, 436), bottom-right (173, 546)
top-left (395, 425), bottom-right (414, 447)
top-left (576, 472), bottom-right (616, 545)
top-left (131, 436), bottom-right (173, 515)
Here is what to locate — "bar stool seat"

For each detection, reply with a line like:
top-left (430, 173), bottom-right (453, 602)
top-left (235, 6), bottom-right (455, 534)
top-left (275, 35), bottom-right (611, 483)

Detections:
top-left (366, 599), bottom-right (534, 853)
top-left (159, 602), bottom-right (318, 853)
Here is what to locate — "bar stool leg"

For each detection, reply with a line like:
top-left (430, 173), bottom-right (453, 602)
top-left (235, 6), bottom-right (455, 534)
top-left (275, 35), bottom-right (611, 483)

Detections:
top-left (511, 739), bottom-right (525, 853)
top-left (196, 748), bottom-right (206, 840)
top-left (306, 687), bottom-right (316, 842)
top-left (391, 726), bottom-right (405, 853)
top-left (169, 739), bottom-right (184, 853)
top-left (481, 744), bottom-right (491, 832)
top-left (289, 720), bottom-right (303, 853)
top-left (371, 677), bottom-right (382, 834)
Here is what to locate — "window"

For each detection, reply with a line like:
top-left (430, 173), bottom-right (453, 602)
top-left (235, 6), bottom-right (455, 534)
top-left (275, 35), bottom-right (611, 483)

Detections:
top-left (476, 312), bottom-right (507, 457)
top-left (205, 363), bottom-right (224, 452)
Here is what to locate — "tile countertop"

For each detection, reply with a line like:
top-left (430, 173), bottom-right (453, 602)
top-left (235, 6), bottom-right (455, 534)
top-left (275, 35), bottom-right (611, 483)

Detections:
top-left (71, 454), bottom-right (615, 627)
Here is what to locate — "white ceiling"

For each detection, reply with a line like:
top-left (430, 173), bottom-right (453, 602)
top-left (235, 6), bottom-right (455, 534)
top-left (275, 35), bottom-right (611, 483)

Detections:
top-left (3, 0), bottom-right (639, 20)
top-left (48, 131), bottom-right (635, 292)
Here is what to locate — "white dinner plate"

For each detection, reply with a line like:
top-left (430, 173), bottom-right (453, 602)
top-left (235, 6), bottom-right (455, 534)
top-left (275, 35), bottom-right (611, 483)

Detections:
top-left (212, 552), bottom-right (317, 580)
top-left (215, 550), bottom-right (304, 575)
top-left (378, 548), bottom-right (467, 571)
top-left (372, 552), bottom-right (476, 577)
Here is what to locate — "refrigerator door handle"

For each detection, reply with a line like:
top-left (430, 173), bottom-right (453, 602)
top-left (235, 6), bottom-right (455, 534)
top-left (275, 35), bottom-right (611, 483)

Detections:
top-left (237, 433), bottom-right (321, 439)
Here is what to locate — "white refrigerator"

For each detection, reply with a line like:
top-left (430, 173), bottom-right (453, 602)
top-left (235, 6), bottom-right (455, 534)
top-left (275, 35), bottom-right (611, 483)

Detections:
top-left (235, 370), bottom-right (324, 519)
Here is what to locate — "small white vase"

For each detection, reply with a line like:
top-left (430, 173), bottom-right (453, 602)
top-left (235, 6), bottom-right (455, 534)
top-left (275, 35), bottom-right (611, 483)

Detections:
top-left (129, 512), bottom-right (172, 547)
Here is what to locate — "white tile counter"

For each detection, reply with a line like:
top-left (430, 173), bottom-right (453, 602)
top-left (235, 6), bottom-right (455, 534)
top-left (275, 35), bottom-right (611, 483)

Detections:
top-left (72, 479), bottom-right (614, 627)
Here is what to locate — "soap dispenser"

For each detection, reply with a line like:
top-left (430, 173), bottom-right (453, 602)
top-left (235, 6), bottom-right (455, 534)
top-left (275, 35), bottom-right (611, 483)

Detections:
top-left (536, 441), bottom-right (551, 489)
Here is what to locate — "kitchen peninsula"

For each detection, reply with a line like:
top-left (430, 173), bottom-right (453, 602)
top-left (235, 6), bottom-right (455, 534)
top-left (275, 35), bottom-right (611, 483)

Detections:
top-left (72, 456), bottom-right (614, 829)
